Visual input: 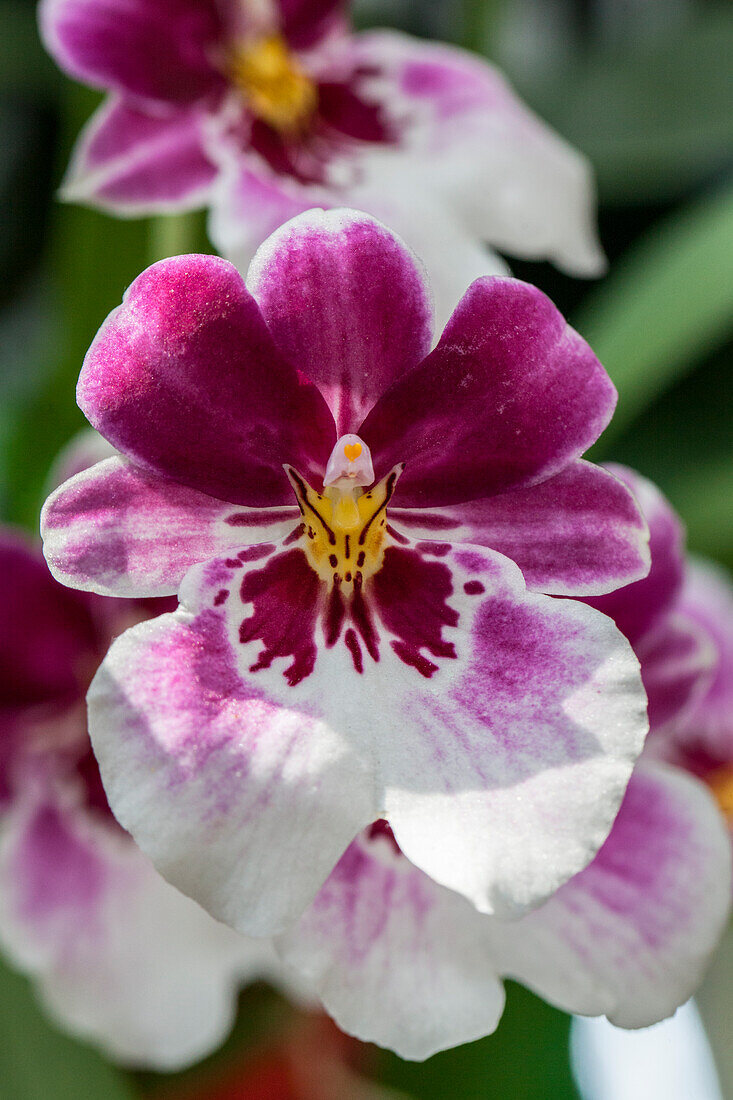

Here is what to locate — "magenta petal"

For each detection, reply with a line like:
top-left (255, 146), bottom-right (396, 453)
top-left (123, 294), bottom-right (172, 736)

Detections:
top-left (584, 466), bottom-right (685, 646)
top-left (0, 535), bottom-right (97, 711)
top-left (62, 97), bottom-right (216, 213)
top-left (77, 255), bottom-right (336, 507)
top-left (39, 0), bottom-right (223, 105)
top-left (638, 613), bottom-right (717, 733)
top-left (42, 457), bottom-right (300, 598)
top-left (669, 560), bottom-right (733, 768)
top-left (361, 278), bottom-right (616, 508)
top-left (248, 209), bottom-right (433, 436)
top-left (278, 0), bottom-right (347, 49)
top-left (390, 461), bottom-right (649, 596)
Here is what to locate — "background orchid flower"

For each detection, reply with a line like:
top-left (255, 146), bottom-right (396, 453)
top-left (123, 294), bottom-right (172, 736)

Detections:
top-left (0, 506), bottom-right (309, 1069)
top-left (38, 0), bottom-right (604, 325)
top-left (41, 209), bottom-right (650, 951)
top-left (589, 467), bottom-right (733, 856)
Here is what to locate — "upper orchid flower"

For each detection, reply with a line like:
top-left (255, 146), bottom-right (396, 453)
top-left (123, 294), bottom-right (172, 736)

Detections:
top-left (42, 209), bottom-right (650, 940)
top-left (39, 0), bottom-right (604, 324)
top-left (0, 438), bottom-right (309, 1069)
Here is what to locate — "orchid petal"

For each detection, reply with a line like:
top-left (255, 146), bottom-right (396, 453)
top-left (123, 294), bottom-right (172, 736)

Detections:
top-left (493, 763), bottom-right (732, 1026)
top-left (77, 254), bottom-right (336, 507)
top-left (277, 830), bottom-right (505, 1060)
top-left (0, 791), bottom-right (258, 1069)
top-left (277, 0), bottom-right (347, 50)
top-left (390, 460), bottom-right (649, 596)
top-left (248, 208), bottom-right (433, 436)
top-left (38, 0), bottom-right (223, 105)
top-left (60, 97), bottom-right (216, 214)
top-left (42, 456), bottom-right (299, 598)
top-left (358, 31), bottom-right (605, 277)
top-left (361, 277), bottom-right (616, 507)
top-left (584, 466), bottom-right (686, 646)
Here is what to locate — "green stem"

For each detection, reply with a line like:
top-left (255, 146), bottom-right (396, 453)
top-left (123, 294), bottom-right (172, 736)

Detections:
top-left (147, 211), bottom-right (207, 264)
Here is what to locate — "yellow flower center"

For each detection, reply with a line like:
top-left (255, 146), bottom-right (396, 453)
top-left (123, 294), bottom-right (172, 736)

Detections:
top-left (227, 35), bottom-right (318, 133)
top-left (285, 464), bottom-right (403, 589)
top-left (708, 766), bottom-right (733, 826)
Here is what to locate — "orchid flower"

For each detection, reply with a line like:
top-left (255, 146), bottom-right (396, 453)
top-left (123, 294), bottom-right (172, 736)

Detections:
top-left (589, 468), bottom-right (733, 854)
top-left (266, 467), bottom-right (732, 1058)
top-left (41, 210), bottom-right (651, 951)
top-left (39, 0), bottom-right (604, 325)
top-left (0, 445), bottom-right (308, 1069)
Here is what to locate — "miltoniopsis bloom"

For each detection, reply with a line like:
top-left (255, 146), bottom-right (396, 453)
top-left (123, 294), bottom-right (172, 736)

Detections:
top-left (39, 0), bottom-right (604, 324)
top-left (41, 209), bottom-right (651, 958)
top-left (588, 468), bottom-right (733, 855)
top-left (267, 467), bottom-right (732, 1058)
top-left (0, 515), bottom-right (308, 1069)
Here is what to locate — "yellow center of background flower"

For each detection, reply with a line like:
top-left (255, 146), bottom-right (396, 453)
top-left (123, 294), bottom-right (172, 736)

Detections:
top-left (708, 766), bottom-right (733, 827)
top-left (227, 35), bottom-right (318, 133)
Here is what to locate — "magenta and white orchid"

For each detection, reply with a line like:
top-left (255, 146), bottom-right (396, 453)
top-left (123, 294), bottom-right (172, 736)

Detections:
top-left (39, 0), bottom-right (604, 324)
top-left (41, 209), bottom-right (651, 961)
top-left (0, 503), bottom-right (306, 1069)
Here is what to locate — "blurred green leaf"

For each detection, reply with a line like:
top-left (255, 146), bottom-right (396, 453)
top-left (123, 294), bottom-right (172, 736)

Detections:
top-left (573, 183), bottom-right (733, 453)
top-left (0, 956), bottom-right (135, 1100)
top-left (376, 984), bottom-right (579, 1100)
top-left (664, 457), bottom-right (733, 567)
top-left (528, 6), bottom-right (733, 204)
top-left (0, 1), bottom-right (59, 96)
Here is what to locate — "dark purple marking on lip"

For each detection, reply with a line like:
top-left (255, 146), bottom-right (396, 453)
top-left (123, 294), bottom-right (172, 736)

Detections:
top-left (351, 574), bottom-right (380, 662)
top-left (239, 549), bottom-right (322, 687)
top-left (213, 588), bottom-right (229, 606)
top-left (225, 558), bottom-right (243, 568)
top-left (371, 546), bottom-right (458, 678)
top-left (386, 524), bottom-right (409, 545)
top-left (325, 578), bottom-right (346, 647)
top-left (367, 818), bottom-right (402, 856)
top-left (225, 509), bottom-right (297, 527)
top-left (344, 628), bottom-right (363, 673)
top-left (416, 541), bottom-right (451, 557)
top-left (238, 544), bottom-right (275, 562)
top-left (464, 580), bottom-right (485, 595)
top-left (283, 523), bottom-right (305, 545)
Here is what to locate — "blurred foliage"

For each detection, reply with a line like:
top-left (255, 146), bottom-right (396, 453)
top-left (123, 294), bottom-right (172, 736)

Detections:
top-left (0, 956), bottom-right (135, 1100)
top-left (0, 0), bottom-right (730, 1097)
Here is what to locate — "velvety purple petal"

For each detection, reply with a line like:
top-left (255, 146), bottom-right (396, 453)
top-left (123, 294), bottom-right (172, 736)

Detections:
top-left (86, 598), bottom-right (379, 937)
top-left (248, 208), bottom-right (433, 436)
top-left (672, 560), bottom-right (733, 766)
top-left (277, 828), bottom-right (505, 1060)
top-left (61, 97), bottom-right (216, 213)
top-left (390, 460), bottom-right (650, 596)
top-left (0, 791), bottom-right (256, 1069)
top-left (77, 254), bottom-right (336, 507)
top-left (39, 0), bottom-right (223, 104)
top-left (360, 278), bottom-right (616, 508)
top-left (357, 31), bottom-right (605, 277)
top-left (637, 613), bottom-right (717, 733)
top-left (42, 456), bottom-right (299, 598)
top-left (491, 763), bottom-right (731, 1026)
top-left (278, 0), bottom-right (347, 50)
top-left (0, 534), bottom-right (97, 711)
top-left (583, 466), bottom-right (686, 646)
